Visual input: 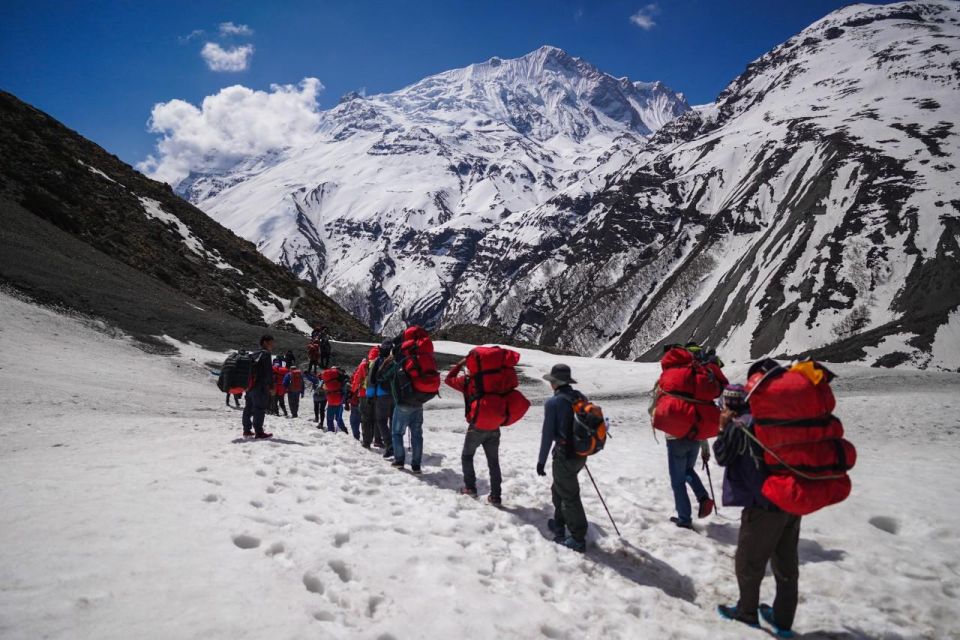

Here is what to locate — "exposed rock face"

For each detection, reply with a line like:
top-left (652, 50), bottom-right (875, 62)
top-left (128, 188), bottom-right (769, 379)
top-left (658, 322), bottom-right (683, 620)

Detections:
top-left (0, 91), bottom-right (373, 351)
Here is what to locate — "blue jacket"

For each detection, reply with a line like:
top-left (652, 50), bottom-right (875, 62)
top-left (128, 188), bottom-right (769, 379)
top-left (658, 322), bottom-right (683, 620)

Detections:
top-left (538, 386), bottom-right (578, 466)
top-left (303, 373), bottom-right (326, 400)
top-left (366, 357), bottom-right (389, 397)
top-left (713, 413), bottom-right (776, 510)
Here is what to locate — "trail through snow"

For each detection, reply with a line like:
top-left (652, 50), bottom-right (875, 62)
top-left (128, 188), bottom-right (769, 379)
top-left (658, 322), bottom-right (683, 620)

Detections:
top-left (1, 292), bottom-right (959, 639)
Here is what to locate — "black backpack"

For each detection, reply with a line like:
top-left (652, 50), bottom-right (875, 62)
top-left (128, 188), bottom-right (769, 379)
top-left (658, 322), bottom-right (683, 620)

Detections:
top-left (392, 358), bottom-right (437, 406)
top-left (218, 350), bottom-right (255, 392)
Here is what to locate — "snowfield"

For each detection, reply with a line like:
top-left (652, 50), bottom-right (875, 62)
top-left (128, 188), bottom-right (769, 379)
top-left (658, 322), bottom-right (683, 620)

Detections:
top-left (2, 291), bottom-right (959, 639)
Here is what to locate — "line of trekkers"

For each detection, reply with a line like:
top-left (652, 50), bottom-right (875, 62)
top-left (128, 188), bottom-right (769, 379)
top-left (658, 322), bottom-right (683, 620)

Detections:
top-left (217, 326), bottom-right (856, 639)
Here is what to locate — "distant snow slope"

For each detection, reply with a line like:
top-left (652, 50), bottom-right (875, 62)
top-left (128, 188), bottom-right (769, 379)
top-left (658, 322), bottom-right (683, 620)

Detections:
top-left (3, 291), bottom-right (959, 639)
top-left (181, 46), bottom-right (689, 334)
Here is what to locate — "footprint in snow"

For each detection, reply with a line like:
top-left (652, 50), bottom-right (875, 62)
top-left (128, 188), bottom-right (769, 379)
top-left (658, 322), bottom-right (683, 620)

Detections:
top-left (195, 466), bottom-right (208, 473)
top-left (265, 541), bottom-right (285, 556)
top-left (303, 571), bottom-right (324, 594)
top-left (202, 493), bottom-right (222, 503)
top-left (304, 514), bottom-right (323, 525)
top-left (255, 469), bottom-right (267, 477)
top-left (250, 500), bottom-right (264, 509)
top-left (869, 516), bottom-right (900, 535)
top-left (367, 595), bottom-right (385, 619)
top-left (328, 559), bottom-right (353, 582)
top-left (313, 610), bottom-right (335, 622)
top-left (232, 534), bottom-right (260, 550)
top-left (333, 532), bottom-right (350, 548)
top-left (203, 478), bottom-right (222, 486)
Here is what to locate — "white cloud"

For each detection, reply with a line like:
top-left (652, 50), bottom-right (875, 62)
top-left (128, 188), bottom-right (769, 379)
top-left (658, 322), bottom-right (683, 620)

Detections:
top-left (201, 42), bottom-right (255, 72)
top-left (219, 21), bottom-right (254, 37)
top-left (630, 4), bottom-right (660, 30)
top-left (178, 29), bottom-right (205, 44)
top-left (137, 78), bottom-right (324, 186)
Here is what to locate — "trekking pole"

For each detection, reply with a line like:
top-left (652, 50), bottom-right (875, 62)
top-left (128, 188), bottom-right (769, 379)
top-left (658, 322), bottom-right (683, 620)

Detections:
top-left (584, 464), bottom-right (621, 537)
top-left (703, 459), bottom-right (720, 515)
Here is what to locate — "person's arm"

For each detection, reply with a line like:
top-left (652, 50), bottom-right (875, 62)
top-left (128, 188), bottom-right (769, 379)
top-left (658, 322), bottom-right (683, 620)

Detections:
top-left (537, 397), bottom-right (557, 472)
top-left (282, 373), bottom-right (292, 388)
top-left (445, 359), bottom-right (467, 392)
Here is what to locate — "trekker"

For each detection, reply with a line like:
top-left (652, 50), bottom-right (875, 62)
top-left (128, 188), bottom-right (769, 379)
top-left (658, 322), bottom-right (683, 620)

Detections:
top-left (284, 349), bottom-right (296, 369)
top-left (537, 364), bottom-right (588, 552)
top-left (272, 361), bottom-right (289, 417)
top-left (320, 332), bottom-right (333, 369)
top-left (366, 342), bottom-right (395, 458)
top-left (715, 384), bottom-right (800, 637)
top-left (240, 334), bottom-right (274, 439)
top-left (304, 372), bottom-right (327, 427)
top-left (359, 347), bottom-right (379, 449)
top-left (283, 365), bottom-right (305, 418)
top-left (377, 350), bottom-right (424, 474)
top-left (446, 358), bottom-right (501, 503)
top-left (325, 368), bottom-right (349, 434)
top-left (666, 434), bottom-right (715, 529)
top-left (347, 363), bottom-right (364, 441)
top-left (307, 340), bottom-right (321, 375)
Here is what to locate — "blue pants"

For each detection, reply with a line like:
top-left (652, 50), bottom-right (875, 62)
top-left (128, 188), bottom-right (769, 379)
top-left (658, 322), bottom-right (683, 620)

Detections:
top-left (391, 403), bottom-right (423, 467)
top-left (326, 405), bottom-right (346, 432)
top-left (667, 438), bottom-right (708, 524)
top-left (241, 389), bottom-right (269, 436)
top-left (349, 404), bottom-right (361, 440)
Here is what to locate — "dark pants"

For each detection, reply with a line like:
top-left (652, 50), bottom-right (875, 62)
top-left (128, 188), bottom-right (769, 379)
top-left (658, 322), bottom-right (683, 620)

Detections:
top-left (287, 393), bottom-right (300, 418)
top-left (349, 404), bottom-right (361, 440)
top-left (241, 389), bottom-right (269, 436)
top-left (372, 395), bottom-right (393, 450)
top-left (667, 439), bottom-right (708, 524)
top-left (313, 398), bottom-right (327, 422)
top-left (307, 359), bottom-right (319, 374)
top-left (360, 397), bottom-right (376, 446)
top-left (226, 393), bottom-right (241, 407)
top-left (321, 352), bottom-right (331, 368)
top-left (462, 428), bottom-right (502, 497)
top-left (271, 394), bottom-right (288, 416)
top-left (551, 452), bottom-right (588, 541)
top-left (735, 507), bottom-right (801, 629)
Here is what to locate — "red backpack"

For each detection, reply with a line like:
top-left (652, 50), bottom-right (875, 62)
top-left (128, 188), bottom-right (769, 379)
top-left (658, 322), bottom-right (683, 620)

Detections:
top-left (321, 367), bottom-right (347, 405)
top-left (288, 369), bottom-right (303, 393)
top-left (273, 366), bottom-right (289, 395)
top-left (398, 326), bottom-right (441, 396)
top-left (463, 346), bottom-right (530, 430)
top-left (745, 359), bottom-right (856, 516)
top-left (651, 346), bottom-right (727, 440)
top-left (307, 341), bottom-right (320, 360)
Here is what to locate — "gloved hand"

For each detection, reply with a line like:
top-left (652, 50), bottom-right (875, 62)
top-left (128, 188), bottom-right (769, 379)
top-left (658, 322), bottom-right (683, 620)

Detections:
top-left (536, 462), bottom-right (546, 477)
top-left (702, 449), bottom-right (711, 465)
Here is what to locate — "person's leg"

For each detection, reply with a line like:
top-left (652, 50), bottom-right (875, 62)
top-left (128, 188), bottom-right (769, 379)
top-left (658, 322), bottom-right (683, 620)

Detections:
top-left (251, 391), bottom-right (269, 436)
top-left (336, 405), bottom-right (346, 432)
top-left (667, 440), bottom-right (693, 523)
top-left (409, 407), bottom-right (424, 467)
top-left (234, 393), bottom-right (242, 407)
top-left (241, 394), bottom-right (253, 435)
top-left (225, 393), bottom-right (230, 406)
top-left (683, 440), bottom-right (708, 501)
top-left (770, 514), bottom-right (801, 631)
top-left (360, 397), bottom-right (375, 446)
top-left (377, 396), bottom-right (394, 454)
top-left (461, 430), bottom-right (482, 491)
top-left (326, 405), bottom-right (336, 432)
top-left (314, 399), bottom-right (321, 423)
top-left (552, 454), bottom-right (588, 540)
top-left (734, 507), bottom-right (781, 624)
top-left (350, 405), bottom-right (361, 439)
top-left (288, 393), bottom-right (299, 418)
top-left (391, 405), bottom-right (407, 464)
top-left (481, 430), bottom-right (502, 499)
top-left (278, 395), bottom-right (288, 417)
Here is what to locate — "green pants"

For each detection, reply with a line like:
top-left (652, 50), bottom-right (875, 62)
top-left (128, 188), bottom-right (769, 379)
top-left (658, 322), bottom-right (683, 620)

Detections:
top-left (551, 452), bottom-right (588, 540)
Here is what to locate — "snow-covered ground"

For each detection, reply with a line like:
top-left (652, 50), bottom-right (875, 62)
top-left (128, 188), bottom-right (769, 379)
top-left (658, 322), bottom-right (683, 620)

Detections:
top-left (2, 291), bottom-right (959, 639)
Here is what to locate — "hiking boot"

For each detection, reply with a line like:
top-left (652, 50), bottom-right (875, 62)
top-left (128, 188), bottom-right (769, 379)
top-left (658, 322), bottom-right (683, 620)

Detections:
top-left (339, 427), bottom-right (349, 434)
top-left (717, 605), bottom-right (759, 628)
top-left (411, 465), bottom-right (422, 475)
top-left (391, 461), bottom-right (404, 469)
top-left (361, 443), bottom-right (371, 449)
top-left (459, 487), bottom-right (478, 497)
top-left (487, 495), bottom-right (502, 506)
top-left (373, 440), bottom-right (383, 448)
top-left (382, 449), bottom-right (394, 459)
top-left (560, 536), bottom-right (586, 553)
top-left (760, 604), bottom-right (794, 638)
top-left (670, 517), bottom-right (694, 530)
top-left (242, 431), bottom-right (254, 438)
top-left (547, 518), bottom-right (566, 542)
top-left (698, 497), bottom-right (715, 519)
top-left (254, 432), bottom-right (273, 440)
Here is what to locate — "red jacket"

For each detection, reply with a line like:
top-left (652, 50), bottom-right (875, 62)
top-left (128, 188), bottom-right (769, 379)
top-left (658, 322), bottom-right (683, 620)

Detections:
top-left (445, 363), bottom-right (467, 393)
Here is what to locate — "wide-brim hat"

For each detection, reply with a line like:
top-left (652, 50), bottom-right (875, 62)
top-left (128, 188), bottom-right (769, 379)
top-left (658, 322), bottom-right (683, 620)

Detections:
top-left (543, 363), bottom-right (576, 385)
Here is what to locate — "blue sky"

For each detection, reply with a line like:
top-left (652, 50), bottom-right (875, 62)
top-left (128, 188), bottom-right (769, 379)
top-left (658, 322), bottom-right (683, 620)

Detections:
top-left (1, 1), bottom-right (891, 168)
